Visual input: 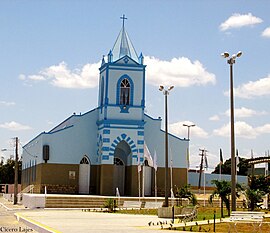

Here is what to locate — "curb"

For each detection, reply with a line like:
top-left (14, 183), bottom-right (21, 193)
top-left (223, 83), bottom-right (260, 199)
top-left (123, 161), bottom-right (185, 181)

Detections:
top-left (0, 202), bottom-right (13, 211)
top-left (15, 212), bottom-right (61, 233)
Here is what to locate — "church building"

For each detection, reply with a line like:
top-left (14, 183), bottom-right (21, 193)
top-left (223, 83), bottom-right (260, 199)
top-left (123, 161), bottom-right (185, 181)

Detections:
top-left (22, 18), bottom-right (189, 196)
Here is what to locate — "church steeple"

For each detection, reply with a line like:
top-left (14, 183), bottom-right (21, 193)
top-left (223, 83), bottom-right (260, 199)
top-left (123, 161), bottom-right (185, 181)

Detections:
top-left (111, 14), bottom-right (139, 63)
top-left (98, 15), bottom-right (145, 117)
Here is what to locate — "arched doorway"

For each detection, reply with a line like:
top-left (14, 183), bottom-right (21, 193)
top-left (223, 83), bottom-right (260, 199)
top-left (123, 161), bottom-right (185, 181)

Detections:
top-left (79, 156), bottom-right (90, 194)
top-left (113, 140), bottom-right (131, 195)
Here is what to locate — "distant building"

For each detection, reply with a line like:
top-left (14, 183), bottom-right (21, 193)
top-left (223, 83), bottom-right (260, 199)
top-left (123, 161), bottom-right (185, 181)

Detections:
top-left (22, 19), bottom-right (189, 196)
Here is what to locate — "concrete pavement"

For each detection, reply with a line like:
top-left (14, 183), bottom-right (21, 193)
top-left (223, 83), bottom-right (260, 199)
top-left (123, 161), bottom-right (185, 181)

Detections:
top-left (15, 210), bottom-right (173, 233)
top-left (0, 197), bottom-right (38, 233)
top-left (0, 197), bottom-right (173, 233)
top-left (6, 196), bottom-right (270, 233)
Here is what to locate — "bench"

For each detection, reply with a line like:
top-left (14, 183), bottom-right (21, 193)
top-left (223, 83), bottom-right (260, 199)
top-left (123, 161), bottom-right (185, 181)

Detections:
top-left (228, 211), bottom-right (265, 232)
top-left (144, 201), bottom-right (163, 209)
top-left (122, 201), bottom-right (142, 209)
top-left (175, 206), bottom-right (197, 223)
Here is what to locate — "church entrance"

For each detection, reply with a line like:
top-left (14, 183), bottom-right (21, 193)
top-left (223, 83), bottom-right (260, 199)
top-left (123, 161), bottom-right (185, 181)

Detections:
top-left (113, 140), bottom-right (131, 196)
top-left (143, 165), bottom-right (152, 196)
top-left (79, 156), bottom-right (90, 194)
top-left (113, 157), bottom-right (125, 195)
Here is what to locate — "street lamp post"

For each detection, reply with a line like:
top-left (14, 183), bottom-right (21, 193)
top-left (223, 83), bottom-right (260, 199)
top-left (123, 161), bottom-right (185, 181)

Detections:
top-left (183, 124), bottom-right (195, 185)
top-left (14, 137), bottom-right (19, 205)
top-left (221, 51), bottom-right (242, 212)
top-left (159, 85), bottom-right (174, 207)
top-left (183, 124), bottom-right (195, 141)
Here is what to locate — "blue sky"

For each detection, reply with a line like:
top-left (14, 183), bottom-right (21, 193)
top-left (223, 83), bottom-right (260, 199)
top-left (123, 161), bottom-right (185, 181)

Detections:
top-left (1, 0), bottom-right (270, 171)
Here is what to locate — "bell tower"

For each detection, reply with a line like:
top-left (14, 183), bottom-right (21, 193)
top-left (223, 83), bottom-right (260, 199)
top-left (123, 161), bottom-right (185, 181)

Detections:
top-left (96, 16), bottom-right (146, 195)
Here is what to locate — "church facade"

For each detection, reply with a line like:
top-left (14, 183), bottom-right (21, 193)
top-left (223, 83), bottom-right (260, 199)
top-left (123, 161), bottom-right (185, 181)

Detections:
top-left (22, 21), bottom-right (189, 196)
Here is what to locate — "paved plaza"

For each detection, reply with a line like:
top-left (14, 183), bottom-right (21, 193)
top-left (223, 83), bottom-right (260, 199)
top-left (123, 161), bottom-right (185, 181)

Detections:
top-left (4, 196), bottom-right (269, 233)
top-left (16, 210), bottom-right (174, 233)
top-left (0, 197), bottom-right (174, 233)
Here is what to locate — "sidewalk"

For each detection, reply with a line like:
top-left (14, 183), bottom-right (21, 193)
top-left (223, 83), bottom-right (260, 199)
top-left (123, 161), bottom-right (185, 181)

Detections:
top-left (0, 196), bottom-right (26, 211)
top-left (0, 197), bottom-right (237, 233)
top-left (0, 197), bottom-right (38, 233)
top-left (15, 209), bottom-right (177, 233)
top-left (0, 197), bottom-right (170, 233)
top-left (2, 197), bottom-right (269, 233)
top-left (14, 208), bottom-right (228, 233)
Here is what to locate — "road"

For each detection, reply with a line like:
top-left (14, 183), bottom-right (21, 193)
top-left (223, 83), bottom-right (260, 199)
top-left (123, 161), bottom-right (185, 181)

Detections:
top-left (0, 203), bottom-right (37, 232)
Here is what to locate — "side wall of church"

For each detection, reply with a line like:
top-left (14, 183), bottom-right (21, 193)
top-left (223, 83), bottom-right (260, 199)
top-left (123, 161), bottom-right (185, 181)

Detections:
top-left (22, 109), bottom-right (99, 193)
top-left (144, 114), bottom-right (189, 194)
top-left (144, 114), bottom-right (188, 168)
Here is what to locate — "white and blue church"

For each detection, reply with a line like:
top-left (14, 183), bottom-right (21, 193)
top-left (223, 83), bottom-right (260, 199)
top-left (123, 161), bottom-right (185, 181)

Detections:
top-left (22, 18), bottom-right (189, 196)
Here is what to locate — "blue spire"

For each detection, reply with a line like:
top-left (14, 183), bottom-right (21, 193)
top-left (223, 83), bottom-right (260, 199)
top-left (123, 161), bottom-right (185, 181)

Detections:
top-left (108, 50), bottom-right (113, 63)
top-left (111, 15), bottom-right (139, 63)
top-left (139, 52), bottom-right (144, 65)
top-left (101, 55), bottom-right (105, 65)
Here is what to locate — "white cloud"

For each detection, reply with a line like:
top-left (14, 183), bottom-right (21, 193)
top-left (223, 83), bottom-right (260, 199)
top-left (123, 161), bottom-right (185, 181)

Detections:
top-left (0, 101), bottom-right (15, 106)
top-left (213, 121), bottom-right (258, 139)
top-left (28, 75), bottom-right (46, 81)
top-left (256, 124), bottom-right (270, 135)
top-left (20, 57), bottom-right (216, 89)
top-left (20, 61), bottom-right (100, 89)
top-left (232, 74), bottom-right (270, 98)
top-left (0, 121), bottom-right (32, 131)
top-left (209, 115), bottom-right (220, 121)
top-left (169, 121), bottom-right (208, 139)
top-left (213, 121), bottom-right (270, 139)
top-left (145, 56), bottom-right (216, 87)
top-left (220, 13), bottom-right (263, 31)
top-left (262, 27), bottom-right (270, 37)
top-left (224, 107), bottom-right (267, 118)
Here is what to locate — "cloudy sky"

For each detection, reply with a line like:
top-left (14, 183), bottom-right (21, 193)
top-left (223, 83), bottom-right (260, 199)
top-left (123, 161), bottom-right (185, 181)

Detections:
top-left (1, 1), bottom-right (270, 171)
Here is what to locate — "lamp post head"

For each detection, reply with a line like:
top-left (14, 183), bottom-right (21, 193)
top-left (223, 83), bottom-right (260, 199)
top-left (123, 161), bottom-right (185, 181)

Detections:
top-left (236, 51), bottom-right (242, 57)
top-left (183, 123), bottom-right (195, 127)
top-left (221, 51), bottom-right (242, 59)
top-left (159, 85), bottom-right (164, 91)
top-left (221, 52), bottom-right (229, 58)
top-left (168, 86), bottom-right (174, 91)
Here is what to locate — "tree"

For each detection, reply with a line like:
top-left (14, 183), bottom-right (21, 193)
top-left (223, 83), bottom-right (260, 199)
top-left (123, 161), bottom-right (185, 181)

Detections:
top-left (245, 187), bottom-right (264, 210)
top-left (249, 175), bottom-right (270, 194)
top-left (0, 159), bottom-right (22, 184)
top-left (209, 180), bottom-right (231, 218)
top-left (175, 184), bottom-right (197, 206)
top-left (244, 175), bottom-right (270, 210)
top-left (209, 180), bottom-right (242, 217)
top-left (212, 157), bottom-right (250, 176)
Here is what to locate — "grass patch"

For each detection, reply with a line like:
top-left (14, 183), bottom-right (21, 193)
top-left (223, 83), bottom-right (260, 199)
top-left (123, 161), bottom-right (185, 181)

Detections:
top-left (175, 219), bottom-right (270, 232)
top-left (196, 207), bottom-right (223, 221)
top-left (117, 208), bottom-right (158, 215)
top-left (117, 206), bottom-right (224, 220)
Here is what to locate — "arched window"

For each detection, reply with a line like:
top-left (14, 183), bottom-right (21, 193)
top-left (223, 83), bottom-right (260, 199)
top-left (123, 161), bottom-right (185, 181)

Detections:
top-left (80, 156), bottom-right (90, 164)
top-left (114, 157), bottom-right (124, 166)
top-left (144, 160), bottom-right (149, 166)
top-left (120, 78), bottom-right (130, 105)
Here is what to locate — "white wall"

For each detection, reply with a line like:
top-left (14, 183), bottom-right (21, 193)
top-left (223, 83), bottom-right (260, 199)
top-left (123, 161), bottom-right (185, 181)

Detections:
top-left (22, 109), bottom-right (99, 167)
top-left (144, 114), bottom-right (189, 168)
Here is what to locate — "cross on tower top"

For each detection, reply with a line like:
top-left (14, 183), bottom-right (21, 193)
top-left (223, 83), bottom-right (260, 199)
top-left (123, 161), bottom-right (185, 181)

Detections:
top-left (120, 14), bottom-right (127, 28)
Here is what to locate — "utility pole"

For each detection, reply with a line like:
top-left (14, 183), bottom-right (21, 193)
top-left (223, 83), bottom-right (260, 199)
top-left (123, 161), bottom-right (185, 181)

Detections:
top-left (198, 149), bottom-right (207, 193)
top-left (14, 137), bottom-right (18, 205)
